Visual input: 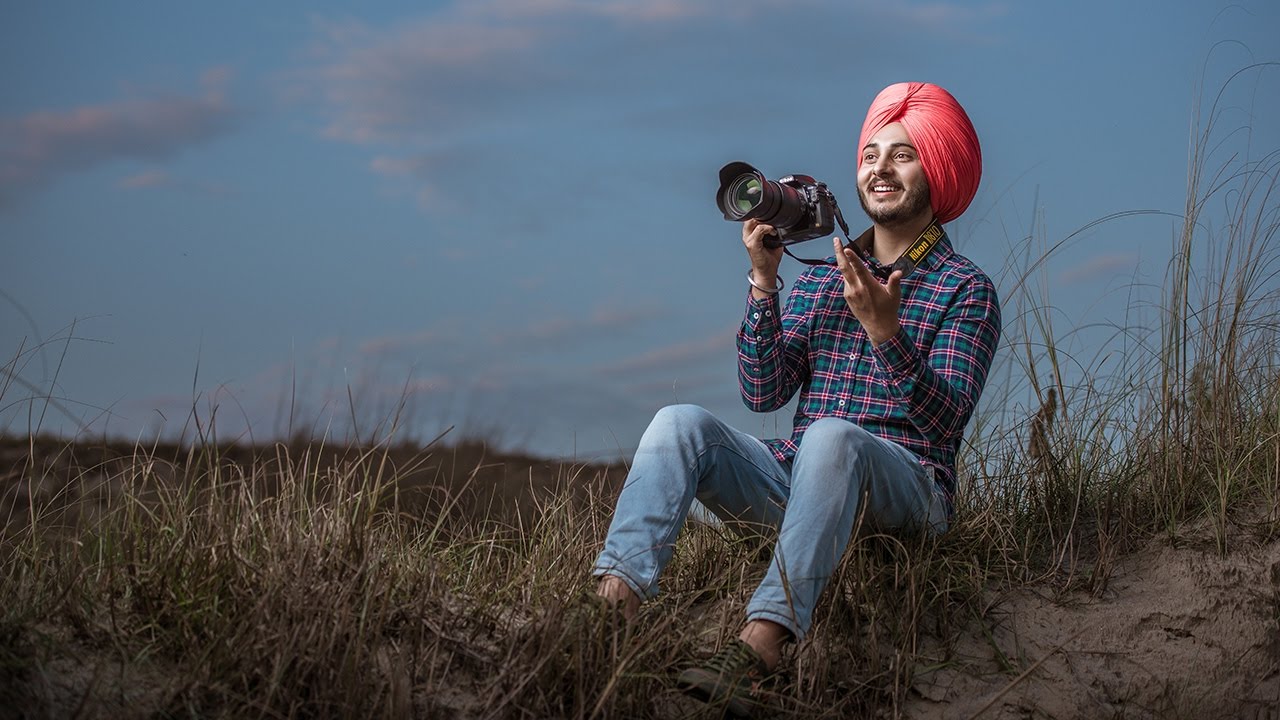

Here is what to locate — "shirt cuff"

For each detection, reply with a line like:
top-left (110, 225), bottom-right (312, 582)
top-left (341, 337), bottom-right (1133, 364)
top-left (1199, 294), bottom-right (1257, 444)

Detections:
top-left (871, 326), bottom-right (920, 380)
top-left (743, 291), bottom-right (781, 333)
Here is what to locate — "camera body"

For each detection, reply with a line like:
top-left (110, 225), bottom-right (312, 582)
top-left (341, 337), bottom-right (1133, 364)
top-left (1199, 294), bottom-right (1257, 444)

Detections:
top-left (716, 161), bottom-right (841, 249)
top-left (768, 174), bottom-right (837, 248)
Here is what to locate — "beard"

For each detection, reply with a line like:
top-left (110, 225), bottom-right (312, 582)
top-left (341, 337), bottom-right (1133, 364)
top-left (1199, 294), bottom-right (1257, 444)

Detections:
top-left (857, 178), bottom-right (932, 228)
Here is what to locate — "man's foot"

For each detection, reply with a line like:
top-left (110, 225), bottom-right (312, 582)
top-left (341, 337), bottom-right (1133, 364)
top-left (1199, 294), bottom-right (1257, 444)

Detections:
top-left (565, 590), bottom-right (631, 640)
top-left (596, 574), bottom-right (641, 620)
top-left (676, 638), bottom-right (772, 718)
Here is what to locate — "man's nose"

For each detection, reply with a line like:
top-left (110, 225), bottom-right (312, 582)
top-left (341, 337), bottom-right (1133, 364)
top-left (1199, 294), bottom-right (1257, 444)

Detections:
top-left (872, 154), bottom-right (893, 177)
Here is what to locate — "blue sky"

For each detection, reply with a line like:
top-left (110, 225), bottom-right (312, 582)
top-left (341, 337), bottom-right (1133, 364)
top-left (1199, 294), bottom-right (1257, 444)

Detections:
top-left (3, 1), bottom-right (1278, 459)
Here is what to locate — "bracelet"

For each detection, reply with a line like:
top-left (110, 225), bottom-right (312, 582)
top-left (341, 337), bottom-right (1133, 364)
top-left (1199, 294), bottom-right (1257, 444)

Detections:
top-left (747, 269), bottom-right (784, 294)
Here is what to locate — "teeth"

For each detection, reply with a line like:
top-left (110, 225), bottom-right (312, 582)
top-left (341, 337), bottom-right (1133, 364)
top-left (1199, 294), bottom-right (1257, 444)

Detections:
top-left (873, 185), bottom-right (899, 192)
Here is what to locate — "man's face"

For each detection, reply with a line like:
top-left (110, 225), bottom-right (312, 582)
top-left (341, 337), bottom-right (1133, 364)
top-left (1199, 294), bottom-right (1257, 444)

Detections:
top-left (857, 122), bottom-right (931, 228)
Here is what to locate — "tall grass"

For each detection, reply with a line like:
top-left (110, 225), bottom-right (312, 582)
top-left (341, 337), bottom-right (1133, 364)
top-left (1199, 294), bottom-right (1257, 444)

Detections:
top-left (3, 70), bottom-right (1279, 718)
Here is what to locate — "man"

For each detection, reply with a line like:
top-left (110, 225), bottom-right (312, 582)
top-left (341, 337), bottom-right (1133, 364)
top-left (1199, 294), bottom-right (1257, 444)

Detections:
top-left (590, 82), bottom-right (1001, 716)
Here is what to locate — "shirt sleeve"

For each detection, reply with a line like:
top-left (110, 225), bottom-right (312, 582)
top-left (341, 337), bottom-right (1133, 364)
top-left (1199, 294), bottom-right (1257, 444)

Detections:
top-left (737, 276), bottom-right (816, 412)
top-left (871, 273), bottom-right (1001, 441)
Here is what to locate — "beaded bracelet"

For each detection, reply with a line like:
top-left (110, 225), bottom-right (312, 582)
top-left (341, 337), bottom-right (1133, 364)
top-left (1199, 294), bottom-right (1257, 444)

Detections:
top-left (747, 269), bottom-right (784, 295)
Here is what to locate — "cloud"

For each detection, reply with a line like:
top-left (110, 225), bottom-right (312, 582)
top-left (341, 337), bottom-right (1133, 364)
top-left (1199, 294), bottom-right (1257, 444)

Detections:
top-left (117, 169), bottom-right (172, 189)
top-left (457, 0), bottom-right (708, 23)
top-left (0, 68), bottom-right (237, 206)
top-left (1056, 252), bottom-right (1140, 286)
top-left (367, 148), bottom-right (484, 211)
top-left (122, 310), bottom-right (740, 457)
top-left (884, 1), bottom-right (1010, 29)
top-left (503, 305), bottom-right (665, 347)
top-left (301, 0), bottom-right (754, 145)
top-left (358, 329), bottom-right (445, 356)
top-left (369, 155), bottom-right (428, 178)
top-left (594, 327), bottom-right (735, 377)
top-left (306, 15), bottom-right (544, 144)
top-left (354, 305), bottom-right (665, 364)
top-left (116, 168), bottom-right (234, 196)
top-left (299, 0), bottom-right (1007, 216)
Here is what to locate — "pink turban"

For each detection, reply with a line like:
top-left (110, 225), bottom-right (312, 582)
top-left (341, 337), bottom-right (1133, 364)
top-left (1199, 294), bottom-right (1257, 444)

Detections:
top-left (857, 82), bottom-right (981, 224)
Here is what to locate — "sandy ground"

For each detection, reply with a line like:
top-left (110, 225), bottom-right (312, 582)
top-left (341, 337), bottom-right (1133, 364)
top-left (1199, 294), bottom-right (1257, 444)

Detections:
top-left (907, 525), bottom-right (1280, 720)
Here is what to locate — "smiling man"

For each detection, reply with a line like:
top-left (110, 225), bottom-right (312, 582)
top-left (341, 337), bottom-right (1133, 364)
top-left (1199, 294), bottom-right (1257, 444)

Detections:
top-left (590, 82), bottom-right (1001, 717)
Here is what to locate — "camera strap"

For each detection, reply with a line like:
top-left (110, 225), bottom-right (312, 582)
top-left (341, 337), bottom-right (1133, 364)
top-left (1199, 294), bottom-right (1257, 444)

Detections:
top-left (784, 216), bottom-right (944, 282)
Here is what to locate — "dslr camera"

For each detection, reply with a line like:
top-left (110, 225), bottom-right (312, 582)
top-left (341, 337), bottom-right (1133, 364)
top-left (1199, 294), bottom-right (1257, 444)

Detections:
top-left (715, 161), bottom-right (845, 248)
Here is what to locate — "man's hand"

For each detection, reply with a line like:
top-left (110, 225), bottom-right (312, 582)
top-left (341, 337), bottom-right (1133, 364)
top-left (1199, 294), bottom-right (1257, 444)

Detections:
top-left (833, 236), bottom-right (902, 345)
top-left (743, 219), bottom-right (784, 299)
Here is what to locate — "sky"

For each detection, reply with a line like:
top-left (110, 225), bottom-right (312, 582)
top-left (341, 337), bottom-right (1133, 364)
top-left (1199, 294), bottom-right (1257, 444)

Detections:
top-left (2, 1), bottom-right (1279, 460)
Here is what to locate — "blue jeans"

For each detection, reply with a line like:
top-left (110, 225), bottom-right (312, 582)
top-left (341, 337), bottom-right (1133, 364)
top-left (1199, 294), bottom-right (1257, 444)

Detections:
top-left (592, 404), bottom-right (948, 640)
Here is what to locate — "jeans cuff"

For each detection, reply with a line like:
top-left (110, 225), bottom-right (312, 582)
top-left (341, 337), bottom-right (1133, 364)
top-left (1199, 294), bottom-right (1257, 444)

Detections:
top-left (744, 603), bottom-right (807, 642)
top-left (591, 559), bottom-right (657, 601)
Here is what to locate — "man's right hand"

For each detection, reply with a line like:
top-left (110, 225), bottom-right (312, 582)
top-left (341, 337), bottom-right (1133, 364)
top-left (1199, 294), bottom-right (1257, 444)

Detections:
top-left (743, 219), bottom-right (784, 299)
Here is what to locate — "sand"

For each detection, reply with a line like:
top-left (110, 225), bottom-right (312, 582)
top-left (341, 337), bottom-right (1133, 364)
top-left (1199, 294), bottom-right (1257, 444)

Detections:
top-left (908, 523), bottom-right (1280, 719)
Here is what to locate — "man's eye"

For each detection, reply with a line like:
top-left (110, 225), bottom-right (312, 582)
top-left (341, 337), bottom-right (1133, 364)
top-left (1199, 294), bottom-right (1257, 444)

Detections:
top-left (864, 154), bottom-right (877, 163)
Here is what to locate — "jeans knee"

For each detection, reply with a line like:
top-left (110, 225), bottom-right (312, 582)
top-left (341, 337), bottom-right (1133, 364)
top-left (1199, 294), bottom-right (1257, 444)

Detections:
top-left (791, 418), bottom-right (875, 493)
top-left (647, 404), bottom-right (716, 443)
top-left (801, 417), bottom-right (875, 456)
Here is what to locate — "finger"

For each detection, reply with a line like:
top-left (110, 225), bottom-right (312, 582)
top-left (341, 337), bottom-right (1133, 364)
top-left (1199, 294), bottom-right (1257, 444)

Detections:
top-left (843, 246), bottom-right (874, 286)
top-left (843, 252), bottom-right (868, 291)
top-left (886, 270), bottom-right (904, 300)
top-left (747, 222), bottom-right (773, 245)
top-left (835, 238), bottom-right (865, 279)
top-left (841, 250), bottom-right (868, 291)
top-left (833, 237), bottom-right (850, 275)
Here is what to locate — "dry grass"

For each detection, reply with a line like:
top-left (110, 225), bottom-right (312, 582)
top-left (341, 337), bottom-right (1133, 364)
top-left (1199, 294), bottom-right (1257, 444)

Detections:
top-left (1, 377), bottom-right (1274, 718)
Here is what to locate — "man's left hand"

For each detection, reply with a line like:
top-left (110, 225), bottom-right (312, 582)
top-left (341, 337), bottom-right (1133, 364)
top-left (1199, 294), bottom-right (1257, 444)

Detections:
top-left (833, 236), bottom-right (902, 346)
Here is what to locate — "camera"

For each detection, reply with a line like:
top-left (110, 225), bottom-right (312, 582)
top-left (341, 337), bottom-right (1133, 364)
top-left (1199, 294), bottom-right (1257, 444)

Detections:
top-left (716, 161), bottom-right (935, 281)
top-left (715, 161), bottom-right (842, 248)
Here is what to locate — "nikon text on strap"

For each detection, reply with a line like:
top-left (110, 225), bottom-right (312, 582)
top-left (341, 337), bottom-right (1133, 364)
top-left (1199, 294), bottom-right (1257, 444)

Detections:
top-left (784, 216), bottom-right (945, 281)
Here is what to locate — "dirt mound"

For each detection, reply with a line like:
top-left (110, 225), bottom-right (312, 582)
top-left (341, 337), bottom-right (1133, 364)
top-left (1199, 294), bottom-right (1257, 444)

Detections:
top-left (909, 528), bottom-right (1280, 719)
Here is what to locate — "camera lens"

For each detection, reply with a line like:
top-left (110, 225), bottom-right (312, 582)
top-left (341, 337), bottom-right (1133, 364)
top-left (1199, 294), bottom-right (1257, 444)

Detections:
top-left (729, 176), bottom-right (764, 216)
top-left (715, 161), bottom-right (806, 232)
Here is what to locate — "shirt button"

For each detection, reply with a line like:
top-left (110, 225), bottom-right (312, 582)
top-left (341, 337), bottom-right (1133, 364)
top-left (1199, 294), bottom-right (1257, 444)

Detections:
top-left (753, 312), bottom-right (760, 319)
top-left (755, 334), bottom-right (762, 340)
top-left (838, 399), bottom-right (846, 407)
top-left (766, 310), bottom-right (772, 317)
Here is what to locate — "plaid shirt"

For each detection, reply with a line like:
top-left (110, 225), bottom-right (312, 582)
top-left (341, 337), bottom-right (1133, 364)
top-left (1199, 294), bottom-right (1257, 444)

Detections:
top-left (737, 231), bottom-right (1001, 501)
